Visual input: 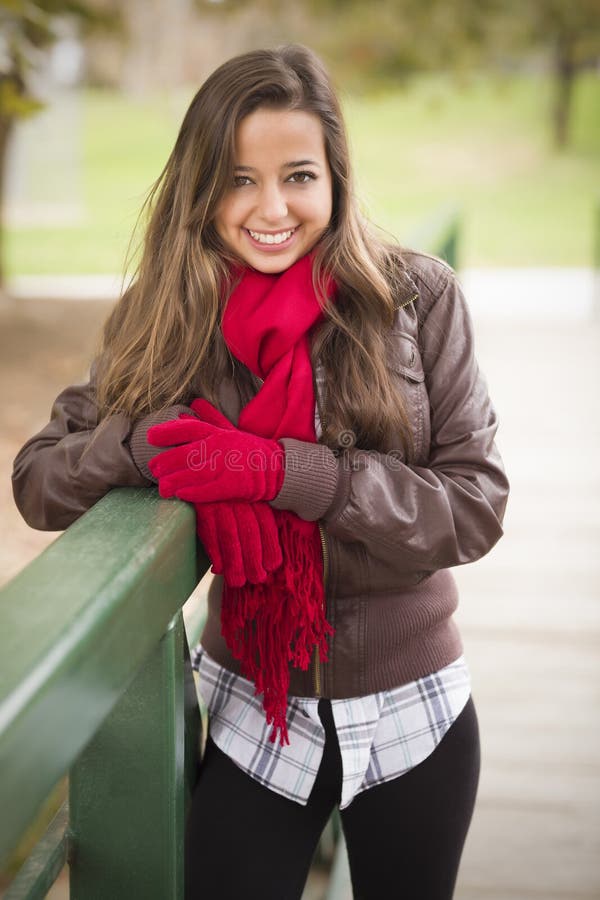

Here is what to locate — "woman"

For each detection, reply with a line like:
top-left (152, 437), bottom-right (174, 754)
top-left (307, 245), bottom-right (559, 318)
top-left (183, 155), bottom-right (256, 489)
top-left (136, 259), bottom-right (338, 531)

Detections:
top-left (12, 44), bottom-right (510, 899)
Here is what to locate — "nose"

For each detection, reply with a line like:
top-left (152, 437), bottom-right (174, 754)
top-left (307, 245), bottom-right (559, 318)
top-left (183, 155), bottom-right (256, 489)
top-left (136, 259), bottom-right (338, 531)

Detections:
top-left (257, 181), bottom-right (288, 224)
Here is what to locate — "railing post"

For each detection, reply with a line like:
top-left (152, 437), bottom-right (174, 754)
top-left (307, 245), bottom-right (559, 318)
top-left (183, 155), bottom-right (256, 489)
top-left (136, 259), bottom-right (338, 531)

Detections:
top-left (68, 610), bottom-right (200, 900)
top-left (406, 203), bottom-right (461, 269)
top-left (442, 219), bottom-right (459, 270)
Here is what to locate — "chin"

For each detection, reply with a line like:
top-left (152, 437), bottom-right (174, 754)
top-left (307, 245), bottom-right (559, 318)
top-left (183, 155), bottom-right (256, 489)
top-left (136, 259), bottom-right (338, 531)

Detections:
top-left (246, 251), bottom-right (303, 274)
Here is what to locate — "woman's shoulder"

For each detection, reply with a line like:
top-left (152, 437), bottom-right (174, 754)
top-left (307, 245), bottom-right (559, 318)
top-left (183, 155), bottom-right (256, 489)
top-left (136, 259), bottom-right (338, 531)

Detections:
top-left (397, 246), bottom-right (456, 299)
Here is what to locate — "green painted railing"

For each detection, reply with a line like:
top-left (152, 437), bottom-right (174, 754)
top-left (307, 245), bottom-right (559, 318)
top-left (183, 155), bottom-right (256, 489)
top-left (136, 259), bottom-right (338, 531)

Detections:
top-left (0, 489), bottom-right (206, 898)
top-left (0, 208), bottom-right (461, 899)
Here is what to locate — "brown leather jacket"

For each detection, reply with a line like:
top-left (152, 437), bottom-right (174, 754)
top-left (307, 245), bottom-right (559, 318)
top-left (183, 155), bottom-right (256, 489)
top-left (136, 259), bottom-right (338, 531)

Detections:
top-left (12, 251), bottom-right (510, 699)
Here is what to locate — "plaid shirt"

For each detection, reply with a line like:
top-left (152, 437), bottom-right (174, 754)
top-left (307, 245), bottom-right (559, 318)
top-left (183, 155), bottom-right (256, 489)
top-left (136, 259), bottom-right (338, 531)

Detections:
top-left (191, 643), bottom-right (471, 810)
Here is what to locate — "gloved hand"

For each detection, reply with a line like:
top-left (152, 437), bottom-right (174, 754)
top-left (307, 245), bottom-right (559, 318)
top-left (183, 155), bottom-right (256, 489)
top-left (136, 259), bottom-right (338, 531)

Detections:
top-left (196, 500), bottom-right (282, 587)
top-left (147, 399), bottom-right (285, 504)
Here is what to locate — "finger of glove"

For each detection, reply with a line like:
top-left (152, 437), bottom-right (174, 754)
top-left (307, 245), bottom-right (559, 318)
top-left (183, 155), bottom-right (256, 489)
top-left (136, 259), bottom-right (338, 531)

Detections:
top-left (172, 468), bottom-right (267, 503)
top-left (147, 417), bottom-right (217, 449)
top-left (159, 466), bottom-right (232, 501)
top-left (194, 503), bottom-right (225, 574)
top-left (149, 442), bottom-right (212, 480)
top-left (232, 504), bottom-right (268, 584)
top-left (147, 419), bottom-right (196, 448)
top-left (195, 502), bottom-right (262, 587)
top-left (252, 503), bottom-right (283, 572)
top-left (184, 466), bottom-right (267, 503)
top-left (215, 505), bottom-right (248, 587)
top-left (190, 399), bottom-right (236, 430)
top-left (148, 447), bottom-right (173, 481)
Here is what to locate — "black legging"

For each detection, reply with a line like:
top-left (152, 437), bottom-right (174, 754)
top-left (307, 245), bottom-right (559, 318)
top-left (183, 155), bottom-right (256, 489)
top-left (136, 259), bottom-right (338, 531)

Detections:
top-left (185, 694), bottom-right (480, 900)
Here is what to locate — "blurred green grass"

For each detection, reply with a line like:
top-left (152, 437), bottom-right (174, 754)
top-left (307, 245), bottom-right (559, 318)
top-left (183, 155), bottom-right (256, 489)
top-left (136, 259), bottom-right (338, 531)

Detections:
top-left (5, 71), bottom-right (599, 275)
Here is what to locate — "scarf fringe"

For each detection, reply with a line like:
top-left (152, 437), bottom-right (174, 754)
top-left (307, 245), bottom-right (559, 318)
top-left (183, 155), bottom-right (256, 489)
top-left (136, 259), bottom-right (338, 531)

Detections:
top-left (221, 510), bottom-right (334, 747)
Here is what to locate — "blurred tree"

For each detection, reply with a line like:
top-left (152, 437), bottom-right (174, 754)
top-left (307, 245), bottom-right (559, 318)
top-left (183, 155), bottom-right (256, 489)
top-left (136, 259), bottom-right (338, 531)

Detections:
top-left (501, 0), bottom-right (600, 148)
top-left (0, 0), bottom-right (121, 289)
top-left (217, 0), bottom-right (598, 148)
top-left (303, 0), bottom-right (493, 81)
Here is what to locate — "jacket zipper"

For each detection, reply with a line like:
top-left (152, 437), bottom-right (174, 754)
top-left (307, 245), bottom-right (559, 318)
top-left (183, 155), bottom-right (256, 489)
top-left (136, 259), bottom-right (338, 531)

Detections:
top-left (313, 521), bottom-right (329, 696)
top-left (313, 358), bottom-right (329, 696)
top-left (394, 291), bottom-right (418, 312)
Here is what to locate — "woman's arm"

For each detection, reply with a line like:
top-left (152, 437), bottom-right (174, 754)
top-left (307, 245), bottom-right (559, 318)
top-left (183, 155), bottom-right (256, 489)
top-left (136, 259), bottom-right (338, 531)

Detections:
top-left (11, 360), bottom-right (190, 531)
top-left (270, 265), bottom-right (510, 571)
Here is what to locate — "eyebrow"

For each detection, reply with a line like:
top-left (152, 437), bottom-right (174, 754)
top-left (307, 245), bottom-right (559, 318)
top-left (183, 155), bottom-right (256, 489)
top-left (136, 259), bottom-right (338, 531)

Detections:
top-left (233, 160), bottom-right (321, 171)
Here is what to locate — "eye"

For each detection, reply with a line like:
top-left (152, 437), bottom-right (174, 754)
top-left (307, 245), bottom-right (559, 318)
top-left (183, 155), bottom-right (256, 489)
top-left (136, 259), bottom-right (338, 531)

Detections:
top-left (287, 171), bottom-right (317, 184)
top-left (232, 171), bottom-right (317, 188)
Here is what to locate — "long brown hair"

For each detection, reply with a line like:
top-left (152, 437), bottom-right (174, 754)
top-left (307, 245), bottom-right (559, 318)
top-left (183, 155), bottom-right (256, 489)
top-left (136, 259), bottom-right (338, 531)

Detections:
top-left (95, 44), bottom-right (416, 459)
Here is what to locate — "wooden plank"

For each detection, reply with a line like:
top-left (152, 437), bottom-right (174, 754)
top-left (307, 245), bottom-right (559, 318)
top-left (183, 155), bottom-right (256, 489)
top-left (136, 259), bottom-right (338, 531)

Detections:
top-left (4, 803), bottom-right (68, 900)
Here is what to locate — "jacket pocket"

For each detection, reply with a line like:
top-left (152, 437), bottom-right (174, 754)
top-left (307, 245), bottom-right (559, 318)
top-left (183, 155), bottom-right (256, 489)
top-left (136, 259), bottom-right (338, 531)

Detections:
top-left (385, 331), bottom-right (429, 462)
top-left (386, 331), bottom-right (425, 382)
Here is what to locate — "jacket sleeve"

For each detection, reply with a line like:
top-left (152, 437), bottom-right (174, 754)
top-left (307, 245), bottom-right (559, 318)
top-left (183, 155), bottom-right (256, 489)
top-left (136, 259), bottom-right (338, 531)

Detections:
top-left (270, 266), bottom-right (510, 571)
top-left (11, 359), bottom-right (192, 531)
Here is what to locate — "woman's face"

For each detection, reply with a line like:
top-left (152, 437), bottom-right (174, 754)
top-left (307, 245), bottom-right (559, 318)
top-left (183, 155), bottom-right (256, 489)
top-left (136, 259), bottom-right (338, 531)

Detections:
top-left (214, 107), bottom-right (333, 274)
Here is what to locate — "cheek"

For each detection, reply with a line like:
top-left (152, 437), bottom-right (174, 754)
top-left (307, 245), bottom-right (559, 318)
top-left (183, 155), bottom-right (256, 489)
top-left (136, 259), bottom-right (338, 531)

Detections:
top-left (315, 197), bottom-right (333, 229)
top-left (314, 180), bottom-right (333, 225)
top-left (215, 196), bottom-right (242, 235)
top-left (298, 193), bottom-right (332, 228)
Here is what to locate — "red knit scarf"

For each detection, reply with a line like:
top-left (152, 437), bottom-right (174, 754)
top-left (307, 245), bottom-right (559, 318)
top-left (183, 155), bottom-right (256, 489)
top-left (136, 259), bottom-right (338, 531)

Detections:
top-left (220, 251), bottom-right (336, 746)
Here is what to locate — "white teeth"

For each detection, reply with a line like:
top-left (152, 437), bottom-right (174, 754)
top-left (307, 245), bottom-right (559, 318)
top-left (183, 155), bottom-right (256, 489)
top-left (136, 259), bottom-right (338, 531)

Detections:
top-left (248, 228), bottom-right (295, 245)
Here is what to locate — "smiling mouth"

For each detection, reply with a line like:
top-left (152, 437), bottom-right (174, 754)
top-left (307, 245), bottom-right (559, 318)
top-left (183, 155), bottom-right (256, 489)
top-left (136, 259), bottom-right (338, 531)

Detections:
top-left (245, 226), bottom-right (298, 246)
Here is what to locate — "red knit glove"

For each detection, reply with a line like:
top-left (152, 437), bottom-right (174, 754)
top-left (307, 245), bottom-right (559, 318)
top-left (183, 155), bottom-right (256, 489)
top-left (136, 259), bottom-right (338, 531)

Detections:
top-left (146, 401), bottom-right (283, 585)
top-left (147, 403), bottom-right (285, 503)
top-left (196, 501), bottom-right (282, 587)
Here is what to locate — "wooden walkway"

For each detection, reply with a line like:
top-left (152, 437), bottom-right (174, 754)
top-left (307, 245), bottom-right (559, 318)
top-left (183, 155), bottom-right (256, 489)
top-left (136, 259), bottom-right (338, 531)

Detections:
top-left (452, 309), bottom-right (600, 899)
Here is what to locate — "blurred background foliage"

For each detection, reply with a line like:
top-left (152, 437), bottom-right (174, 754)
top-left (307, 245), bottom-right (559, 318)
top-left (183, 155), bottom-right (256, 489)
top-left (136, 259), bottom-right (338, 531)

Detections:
top-left (0, 0), bottom-right (599, 283)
